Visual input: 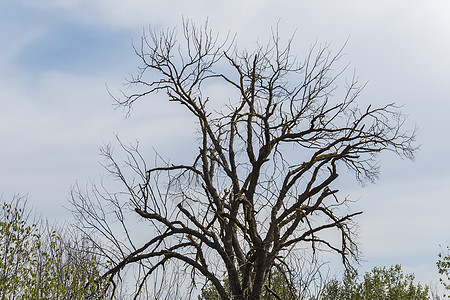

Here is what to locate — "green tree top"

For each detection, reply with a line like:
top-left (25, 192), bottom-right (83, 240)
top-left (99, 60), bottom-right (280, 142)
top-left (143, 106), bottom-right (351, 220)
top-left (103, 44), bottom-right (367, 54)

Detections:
top-left (437, 245), bottom-right (450, 298)
top-left (0, 195), bottom-right (109, 299)
top-left (322, 265), bottom-right (430, 300)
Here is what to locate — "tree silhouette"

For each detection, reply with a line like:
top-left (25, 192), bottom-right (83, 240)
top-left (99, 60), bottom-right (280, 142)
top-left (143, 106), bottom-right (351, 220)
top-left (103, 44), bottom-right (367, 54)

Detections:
top-left (71, 20), bottom-right (416, 300)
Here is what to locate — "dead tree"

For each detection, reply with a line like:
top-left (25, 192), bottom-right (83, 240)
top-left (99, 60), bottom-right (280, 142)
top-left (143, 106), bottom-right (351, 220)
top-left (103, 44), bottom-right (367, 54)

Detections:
top-left (71, 20), bottom-right (416, 300)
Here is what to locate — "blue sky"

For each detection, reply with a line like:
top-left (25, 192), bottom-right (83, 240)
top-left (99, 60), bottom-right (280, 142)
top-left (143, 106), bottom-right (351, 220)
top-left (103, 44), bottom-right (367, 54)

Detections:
top-left (1, 0), bottom-right (449, 292)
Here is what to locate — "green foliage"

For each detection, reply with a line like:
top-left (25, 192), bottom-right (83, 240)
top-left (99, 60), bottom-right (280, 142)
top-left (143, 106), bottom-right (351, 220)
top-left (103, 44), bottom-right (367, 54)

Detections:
top-left (199, 283), bottom-right (223, 300)
top-left (198, 274), bottom-right (230, 300)
top-left (261, 268), bottom-right (298, 300)
top-left (437, 246), bottom-right (450, 298)
top-left (321, 265), bottom-right (430, 300)
top-left (0, 199), bottom-right (37, 297)
top-left (199, 268), bottom-right (297, 300)
top-left (0, 196), bottom-right (109, 299)
top-left (200, 265), bottom-right (429, 300)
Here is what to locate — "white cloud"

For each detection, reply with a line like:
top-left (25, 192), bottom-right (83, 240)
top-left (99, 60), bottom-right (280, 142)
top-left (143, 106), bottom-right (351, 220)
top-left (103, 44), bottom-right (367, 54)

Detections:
top-left (0, 63), bottom-right (200, 219)
top-left (0, 71), bottom-right (114, 215)
top-left (0, 26), bottom-right (46, 69)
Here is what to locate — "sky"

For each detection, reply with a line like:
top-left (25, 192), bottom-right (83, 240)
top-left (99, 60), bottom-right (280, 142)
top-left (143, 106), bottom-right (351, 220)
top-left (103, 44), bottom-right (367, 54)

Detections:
top-left (1, 0), bottom-right (449, 291)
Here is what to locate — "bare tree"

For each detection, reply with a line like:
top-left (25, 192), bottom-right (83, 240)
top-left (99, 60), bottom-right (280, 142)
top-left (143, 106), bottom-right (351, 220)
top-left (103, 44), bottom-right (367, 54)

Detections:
top-left (71, 20), bottom-right (416, 300)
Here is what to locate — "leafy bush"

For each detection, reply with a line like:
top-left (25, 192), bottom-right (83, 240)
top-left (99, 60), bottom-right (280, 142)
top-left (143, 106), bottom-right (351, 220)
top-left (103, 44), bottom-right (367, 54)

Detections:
top-left (0, 195), bottom-right (108, 299)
